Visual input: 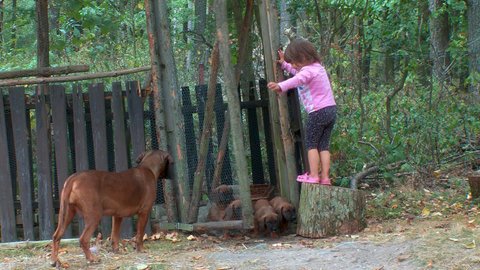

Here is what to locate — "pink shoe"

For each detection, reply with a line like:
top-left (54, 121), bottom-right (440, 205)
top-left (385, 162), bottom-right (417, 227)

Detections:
top-left (296, 172), bottom-right (309, 181)
top-left (319, 178), bottom-right (332, 186)
top-left (297, 173), bottom-right (320, 183)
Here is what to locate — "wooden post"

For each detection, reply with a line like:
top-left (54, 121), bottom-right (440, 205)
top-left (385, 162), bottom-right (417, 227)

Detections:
top-left (296, 184), bottom-right (367, 238)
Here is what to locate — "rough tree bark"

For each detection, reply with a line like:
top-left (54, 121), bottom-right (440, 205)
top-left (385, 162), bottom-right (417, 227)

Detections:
top-left (297, 184), bottom-right (366, 238)
top-left (187, 42), bottom-right (219, 223)
top-left (429, 0), bottom-right (450, 83)
top-left (151, 0), bottom-right (190, 222)
top-left (467, 0), bottom-right (480, 99)
top-left (215, 0), bottom-right (254, 229)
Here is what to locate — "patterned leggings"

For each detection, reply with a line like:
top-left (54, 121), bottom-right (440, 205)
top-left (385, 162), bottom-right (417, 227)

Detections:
top-left (305, 105), bottom-right (337, 151)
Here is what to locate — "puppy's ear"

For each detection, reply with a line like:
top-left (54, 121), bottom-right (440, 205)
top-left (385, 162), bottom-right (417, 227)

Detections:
top-left (135, 152), bottom-right (146, 165)
top-left (262, 217), bottom-right (268, 230)
top-left (224, 205), bottom-right (233, 220)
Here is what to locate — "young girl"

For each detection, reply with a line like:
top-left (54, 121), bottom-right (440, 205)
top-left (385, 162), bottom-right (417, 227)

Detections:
top-left (267, 38), bottom-right (336, 185)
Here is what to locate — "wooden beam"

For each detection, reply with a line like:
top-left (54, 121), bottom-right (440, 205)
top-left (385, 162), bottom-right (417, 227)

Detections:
top-left (0, 66), bottom-right (151, 87)
top-left (0, 65), bottom-right (90, 80)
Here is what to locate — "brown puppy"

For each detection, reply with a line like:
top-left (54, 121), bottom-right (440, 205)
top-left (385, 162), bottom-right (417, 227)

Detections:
top-left (210, 184), bottom-right (235, 208)
top-left (253, 199), bottom-right (279, 237)
top-left (207, 202), bottom-right (226, 222)
top-left (269, 196), bottom-right (296, 233)
top-left (224, 199), bottom-right (242, 221)
top-left (51, 150), bottom-right (172, 265)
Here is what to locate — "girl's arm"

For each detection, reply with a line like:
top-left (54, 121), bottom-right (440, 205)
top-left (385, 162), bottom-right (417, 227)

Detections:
top-left (278, 68), bottom-right (311, 92)
top-left (281, 61), bottom-right (297, 75)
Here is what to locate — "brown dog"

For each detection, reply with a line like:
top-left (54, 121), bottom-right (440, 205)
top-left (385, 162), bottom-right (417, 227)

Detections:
top-left (270, 196), bottom-right (296, 233)
top-left (210, 184), bottom-right (235, 208)
top-left (50, 150), bottom-right (172, 265)
top-left (253, 199), bottom-right (279, 237)
top-left (224, 199), bottom-right (242, 221)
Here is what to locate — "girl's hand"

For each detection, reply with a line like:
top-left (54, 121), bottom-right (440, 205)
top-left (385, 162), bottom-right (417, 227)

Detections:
top-left (277, 49), bottom-right (285, 65)
top-left (267, 82), bottom-right (281, 93)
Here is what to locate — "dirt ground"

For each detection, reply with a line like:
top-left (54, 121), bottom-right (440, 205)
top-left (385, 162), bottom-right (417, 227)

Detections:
top-left (1, 214), bottom-right (479, 270)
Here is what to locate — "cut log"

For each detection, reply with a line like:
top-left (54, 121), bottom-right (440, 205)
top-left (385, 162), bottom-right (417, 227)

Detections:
top-left (296, 184), bottom-right (366, 238)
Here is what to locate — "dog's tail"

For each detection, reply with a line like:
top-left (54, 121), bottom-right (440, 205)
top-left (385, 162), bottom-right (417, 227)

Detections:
top-left (51, 175), bottom-right (75, 265)
top-left (53, 176), bottom-right (75, 240)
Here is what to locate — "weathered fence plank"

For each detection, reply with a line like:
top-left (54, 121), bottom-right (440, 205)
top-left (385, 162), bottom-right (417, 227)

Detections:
top-left (50, 85), bottom-right (72, 238)
top-left (181, 86), bottom-right (198, 187)
top-left (0, 90), bottom-right (17, 242)
top-left (112, 82), bottom-right (133, 238)
top-left (126, 81), bottom-right (148, 233)
top-left (247, 82), bottom-right (265, 184)
top-left (9, 88), bottom-right (35, 240)
top-left (195, 85), bottom-right (214, 187)
top-left (214, 84), bottom-right (232, 184)
top-left (126, 81), bottom-right (145, 160)
top-left (88, 83), bottom-right (112, 235)
top-left (35, 88), bottom-right (55, 240)
top-left (259, 79), bottom-right (276, 186)
top-left (72, 84), bottom-right (89, 231)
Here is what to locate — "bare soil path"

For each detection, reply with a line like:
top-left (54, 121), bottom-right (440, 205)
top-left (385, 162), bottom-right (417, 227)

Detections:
top-left (1, 214), bottom-right (479, 270)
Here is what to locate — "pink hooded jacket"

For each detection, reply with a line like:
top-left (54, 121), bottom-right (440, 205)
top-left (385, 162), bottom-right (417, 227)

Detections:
top-left (278, 61), bottom-right (336, 113)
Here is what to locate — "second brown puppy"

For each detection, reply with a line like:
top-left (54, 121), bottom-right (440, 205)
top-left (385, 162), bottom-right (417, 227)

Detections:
top-left (253, 199), bottom-right (279, 237)
top-left (269, 196), bottom-right (296, 233)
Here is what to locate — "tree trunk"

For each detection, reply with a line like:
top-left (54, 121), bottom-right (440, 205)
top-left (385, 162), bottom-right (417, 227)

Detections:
top-left (0, 0), bottom-right (3, 46)
top-left (257, 0), bottom-right (290, 203)
top-left (151, 0), bottom-right (190, 222)
top-left (297, 184), bottom-right (367, 238)
top-left (194, 0), bottom-right (207, 84)
top-left (11, 0), bottom-right (16, 49)
top-left (187, 42), bottom-right (219, 223)
top-left (429, 0), bottom-right (450, 83)
top-left (215, 0), bottom-right (254, 229)
top-left (467, 0), bottom-right (480, 99)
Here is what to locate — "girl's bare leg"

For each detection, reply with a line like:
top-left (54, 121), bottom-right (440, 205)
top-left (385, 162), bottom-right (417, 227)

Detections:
top-left (319, 150), bottom-right (331, 180)
top-left (308, 149), bottom-right (320, 178)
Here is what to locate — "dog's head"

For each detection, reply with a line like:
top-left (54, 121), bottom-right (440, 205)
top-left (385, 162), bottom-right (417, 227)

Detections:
top-left (136, 150), bottom-right (173, 179)
top-left (263, 214), bottom-right (280, 233)
top-left (281, 204), bottom-right (296, 222)
top-left (210, 185), bottom-right (234, 207)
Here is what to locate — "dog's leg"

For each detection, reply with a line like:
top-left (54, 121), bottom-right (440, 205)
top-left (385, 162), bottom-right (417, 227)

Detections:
top-left (51, 199), bottom-right (76, 266)
top-left (111, 216), bottom-right (123, 252)
top-left (135, 213), bottom-right (148, 252)
top-left (79, 215), bottom-right (101, 263)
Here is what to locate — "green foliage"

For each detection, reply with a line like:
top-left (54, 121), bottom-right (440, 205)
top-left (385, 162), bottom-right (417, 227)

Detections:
top-left (0, 0), bottom-right (478, 190)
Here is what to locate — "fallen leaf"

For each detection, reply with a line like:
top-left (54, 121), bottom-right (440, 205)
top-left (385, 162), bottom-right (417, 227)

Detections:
top-left (397, 254), bottom-right (410, 262)
top-left (421, 207), bottom-right (431, 217)
top-left (136, 263), bottom-right (149, 270)
top-left (448, 238), bottom-right (459, 242)
top-left (193, 256), bottom-right (202, 260)
top-left (464, 240), bottom-right (476, 249)
top-left (187, 235), bottom-right (198, 241)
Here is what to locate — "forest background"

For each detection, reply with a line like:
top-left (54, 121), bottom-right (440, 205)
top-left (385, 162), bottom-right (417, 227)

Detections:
top-left (0, 0), bottom-right (479, 214)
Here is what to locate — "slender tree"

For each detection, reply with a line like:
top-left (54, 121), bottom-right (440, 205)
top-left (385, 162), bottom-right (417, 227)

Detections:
top-left (468, 0), bottom-right (480, 99)
top-left (215, 0), bottom-right (254, 229)
top-left (429, 0), bottom-right (450, 83)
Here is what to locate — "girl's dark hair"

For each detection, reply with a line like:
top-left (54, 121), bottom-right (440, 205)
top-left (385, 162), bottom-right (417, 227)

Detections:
top-left (284, 38), bottom-right (322, 65)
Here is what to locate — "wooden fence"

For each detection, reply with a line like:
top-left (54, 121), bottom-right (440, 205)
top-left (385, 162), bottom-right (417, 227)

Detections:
top-left (0, 79), bottom-right (280, 243)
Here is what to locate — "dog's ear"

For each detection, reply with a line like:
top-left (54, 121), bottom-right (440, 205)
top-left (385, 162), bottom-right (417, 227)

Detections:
top-left (262, 217), bottom-right (268, 230)
top-left (135, 152), bottom-right (146, 165)
top-left (224, 205), bottom-right (232, 220)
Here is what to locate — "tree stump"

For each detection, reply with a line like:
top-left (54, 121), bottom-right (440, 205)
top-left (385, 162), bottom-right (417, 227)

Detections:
top-left (296, 183), bottom-right (366, 238)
